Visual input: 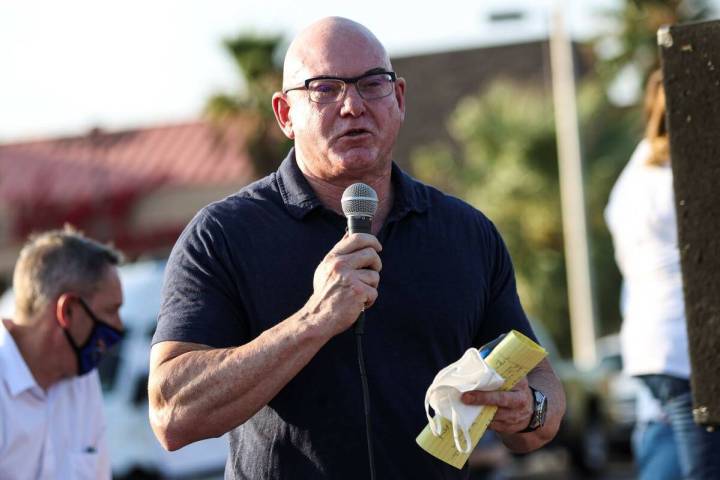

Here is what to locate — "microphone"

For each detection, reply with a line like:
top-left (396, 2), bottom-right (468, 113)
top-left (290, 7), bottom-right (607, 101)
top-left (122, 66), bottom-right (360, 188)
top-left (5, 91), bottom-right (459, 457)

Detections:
top-left (341, 183), bottom-right (378, 332)
top-left (341, 183), bottom-right (378, 235)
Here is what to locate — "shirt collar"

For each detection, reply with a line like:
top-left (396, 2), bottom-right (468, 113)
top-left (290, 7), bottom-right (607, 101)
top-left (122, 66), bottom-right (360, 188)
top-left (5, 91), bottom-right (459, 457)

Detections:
top-left (275, 149), bottom-right (324, 219)
top-left (275, 148), bottom-right (429, 220)
top-left (0, 322), bottom-right (40, 396)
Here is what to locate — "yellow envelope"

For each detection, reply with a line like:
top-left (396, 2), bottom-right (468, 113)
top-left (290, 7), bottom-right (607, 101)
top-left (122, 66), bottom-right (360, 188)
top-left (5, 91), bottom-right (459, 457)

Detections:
top-left (416, 329), bottom-right (547, 469)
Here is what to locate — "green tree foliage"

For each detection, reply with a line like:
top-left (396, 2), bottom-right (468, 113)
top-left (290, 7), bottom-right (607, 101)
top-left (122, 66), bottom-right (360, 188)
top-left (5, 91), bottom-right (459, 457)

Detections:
top-left (205, 34), bottom-right (292, 178)
top-left (409, 0), bottom-right (715, 356)
top-left (202, 3), bottom-right (714, 354)
top-left (412, 80), bottom-right (637, 354)
top-left (595, 0), bottom-right (713, 84)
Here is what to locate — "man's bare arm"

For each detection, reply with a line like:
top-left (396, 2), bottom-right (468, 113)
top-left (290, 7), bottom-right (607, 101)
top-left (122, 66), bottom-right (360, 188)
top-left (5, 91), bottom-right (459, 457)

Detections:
top-left (149, 233), bottom-right (381, 450)
top-left (149, 310), bottom-right (328, 450)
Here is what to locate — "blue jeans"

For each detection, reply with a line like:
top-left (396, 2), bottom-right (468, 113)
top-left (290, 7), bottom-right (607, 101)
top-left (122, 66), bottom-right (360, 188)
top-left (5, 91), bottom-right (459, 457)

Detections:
top-left (641, 375), bottom-right (720, 480)
top-left (633, 419), bottom-right (682, 480)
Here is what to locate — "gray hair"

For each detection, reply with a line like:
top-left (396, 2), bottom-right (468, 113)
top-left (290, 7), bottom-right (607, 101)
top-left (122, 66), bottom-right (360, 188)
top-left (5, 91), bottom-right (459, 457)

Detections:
top-left (13, 225), bottom-right (122, 319)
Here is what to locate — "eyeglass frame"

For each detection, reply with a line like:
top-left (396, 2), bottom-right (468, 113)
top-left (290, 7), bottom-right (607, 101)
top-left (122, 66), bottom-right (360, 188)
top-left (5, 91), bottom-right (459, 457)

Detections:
top-left (282, 70), bottom-right (397, 103)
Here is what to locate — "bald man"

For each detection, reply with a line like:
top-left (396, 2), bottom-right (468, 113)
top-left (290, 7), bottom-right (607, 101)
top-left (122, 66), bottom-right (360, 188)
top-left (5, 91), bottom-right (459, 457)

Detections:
top-left (149, 17), bottom-right (565, 479)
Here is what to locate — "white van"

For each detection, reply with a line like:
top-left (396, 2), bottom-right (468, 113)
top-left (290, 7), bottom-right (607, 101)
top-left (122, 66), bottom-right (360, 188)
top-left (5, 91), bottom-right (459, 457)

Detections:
top-left (0, 260), bottom-right (228, 479)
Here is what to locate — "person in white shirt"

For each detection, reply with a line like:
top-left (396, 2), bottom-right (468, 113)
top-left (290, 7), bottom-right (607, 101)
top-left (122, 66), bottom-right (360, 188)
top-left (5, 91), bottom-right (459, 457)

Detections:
top-left (605, 70), bottom-right (720, 480)
top-left (0, 227), bottom-right (124, 480)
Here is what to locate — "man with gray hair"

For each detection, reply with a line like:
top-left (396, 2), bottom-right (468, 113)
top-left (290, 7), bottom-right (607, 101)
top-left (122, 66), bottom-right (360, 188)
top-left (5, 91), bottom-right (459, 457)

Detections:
top-left (0, 226), bottom-right (124, 480)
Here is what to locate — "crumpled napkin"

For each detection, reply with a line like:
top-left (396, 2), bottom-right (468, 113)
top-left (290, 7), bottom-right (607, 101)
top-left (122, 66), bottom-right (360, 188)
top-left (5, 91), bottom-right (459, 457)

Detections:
top-left (424, 348), bottom-right (505, 453)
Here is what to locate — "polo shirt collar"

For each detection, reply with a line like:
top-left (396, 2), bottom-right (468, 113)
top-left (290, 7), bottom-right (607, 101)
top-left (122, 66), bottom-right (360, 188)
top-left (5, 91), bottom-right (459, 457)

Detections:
top-left (0, 322), bottom-right (40, 397)
top-left (387, 161), bottom-right (430, 221)
top-left (275, 149), bottom-right (324, 219)
top-left (275, 148), bottom-right (429, 220)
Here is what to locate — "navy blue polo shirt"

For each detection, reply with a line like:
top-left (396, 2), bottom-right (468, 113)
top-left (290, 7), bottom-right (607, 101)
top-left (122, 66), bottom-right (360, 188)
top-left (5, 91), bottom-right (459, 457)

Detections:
top-left (154, 150), bottom-right (536, 480)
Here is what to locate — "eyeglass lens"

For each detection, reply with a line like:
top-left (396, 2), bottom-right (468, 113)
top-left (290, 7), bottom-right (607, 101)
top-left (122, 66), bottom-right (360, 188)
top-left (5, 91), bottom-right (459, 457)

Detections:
top-left (308, 73), bottom-right (394, 103)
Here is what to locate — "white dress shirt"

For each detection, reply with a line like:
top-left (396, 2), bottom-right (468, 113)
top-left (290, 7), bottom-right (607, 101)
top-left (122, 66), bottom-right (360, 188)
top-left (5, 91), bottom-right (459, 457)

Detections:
top-left (0, 322), bottom-right (111, 480)
top-left (605, 140), bottom-right (690, 379)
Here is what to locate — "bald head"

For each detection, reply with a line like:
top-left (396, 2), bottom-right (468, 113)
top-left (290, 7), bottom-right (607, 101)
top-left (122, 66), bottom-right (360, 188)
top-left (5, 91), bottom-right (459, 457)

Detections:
top-left (272, 16), bottom-right (405, 185)
top-left (283, 17), bottom-right (391, 89)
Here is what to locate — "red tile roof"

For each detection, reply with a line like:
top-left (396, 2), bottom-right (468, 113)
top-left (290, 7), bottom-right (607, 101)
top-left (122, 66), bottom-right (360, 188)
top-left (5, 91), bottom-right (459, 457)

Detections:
top-left (0, 120), bottom-right (254, 247)
top-left (0, 120), bottom-right (253, 192)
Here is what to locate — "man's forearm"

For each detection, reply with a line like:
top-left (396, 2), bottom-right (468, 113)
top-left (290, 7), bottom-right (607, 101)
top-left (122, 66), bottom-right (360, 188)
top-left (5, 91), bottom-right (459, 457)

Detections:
top-left (149, 234), bottom-right (383, 451)
top-left (148, 308), bottom-right (333, 450)
top-left (498, 358), bottom-right (566, 453)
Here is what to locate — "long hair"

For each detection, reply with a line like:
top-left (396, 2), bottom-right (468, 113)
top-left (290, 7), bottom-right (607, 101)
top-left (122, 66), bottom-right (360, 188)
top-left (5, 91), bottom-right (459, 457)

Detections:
top-left (643, 70), bottom-right (670, 167)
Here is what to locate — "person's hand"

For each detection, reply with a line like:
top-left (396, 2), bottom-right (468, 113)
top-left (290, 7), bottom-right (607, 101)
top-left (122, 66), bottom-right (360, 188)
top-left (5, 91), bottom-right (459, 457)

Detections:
top-left (305, 232), bottom-right (382, 336)
top-left (460, 376), bottom-right (534, 433)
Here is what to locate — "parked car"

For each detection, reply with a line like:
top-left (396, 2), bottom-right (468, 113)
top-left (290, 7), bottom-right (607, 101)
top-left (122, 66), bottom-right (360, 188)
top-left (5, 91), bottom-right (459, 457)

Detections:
top-left (0, 260), bottom-right (228, 479)
top-left (469, 322), bottom-right (627, 477)
top-left (530, 323), bottom-right (612, 474)
top-left (541, 330), bottom-right (642, 476)
top-left (594, 334), bottom-right (639, 451)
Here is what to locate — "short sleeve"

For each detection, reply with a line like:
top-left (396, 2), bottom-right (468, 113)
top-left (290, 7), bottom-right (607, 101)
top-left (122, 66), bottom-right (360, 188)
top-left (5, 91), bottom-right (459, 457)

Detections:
top-left (153, 208), bottom-right (249, 348)
top-left (474, 221), bottom-right (538, 346)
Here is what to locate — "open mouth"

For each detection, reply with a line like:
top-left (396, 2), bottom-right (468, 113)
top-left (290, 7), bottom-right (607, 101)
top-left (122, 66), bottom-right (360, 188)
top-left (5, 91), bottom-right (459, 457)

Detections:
top-left (343, 128), bottom-right (370, 137)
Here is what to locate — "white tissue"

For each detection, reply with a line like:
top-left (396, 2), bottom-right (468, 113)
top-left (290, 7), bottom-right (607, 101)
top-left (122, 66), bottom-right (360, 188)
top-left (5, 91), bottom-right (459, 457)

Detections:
top-left (424, 348), bottom-right (504, 453)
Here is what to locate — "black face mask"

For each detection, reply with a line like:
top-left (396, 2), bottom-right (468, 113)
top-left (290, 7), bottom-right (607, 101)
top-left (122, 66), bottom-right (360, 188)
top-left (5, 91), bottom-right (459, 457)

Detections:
top-left (62, 297), bottom-right (123, 376)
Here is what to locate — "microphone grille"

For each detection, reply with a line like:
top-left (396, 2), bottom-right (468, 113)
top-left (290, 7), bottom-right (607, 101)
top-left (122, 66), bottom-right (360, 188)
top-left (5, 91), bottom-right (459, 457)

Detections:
top-left (341, 183), bottom-right (378, 218)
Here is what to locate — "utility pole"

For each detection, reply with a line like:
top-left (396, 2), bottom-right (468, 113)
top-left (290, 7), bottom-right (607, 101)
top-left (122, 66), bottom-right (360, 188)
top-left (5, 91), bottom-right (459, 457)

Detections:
top-left (549, 5), bottom-right (598, 368)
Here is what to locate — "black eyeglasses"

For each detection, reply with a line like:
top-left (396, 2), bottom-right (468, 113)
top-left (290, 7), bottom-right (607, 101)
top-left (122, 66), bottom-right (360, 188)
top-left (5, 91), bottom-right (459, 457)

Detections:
top-left (283, 70), bottom-right (397, 104)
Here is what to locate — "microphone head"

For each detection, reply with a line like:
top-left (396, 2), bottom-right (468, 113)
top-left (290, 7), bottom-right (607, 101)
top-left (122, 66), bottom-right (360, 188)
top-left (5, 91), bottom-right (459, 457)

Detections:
top-left (341, 183), bottom-right (378, 218)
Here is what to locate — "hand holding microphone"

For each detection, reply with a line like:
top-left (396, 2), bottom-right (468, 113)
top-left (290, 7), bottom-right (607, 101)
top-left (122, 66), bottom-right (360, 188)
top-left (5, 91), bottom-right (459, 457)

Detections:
top-left (342, 183), bottom-right (379, 333)
top-left (306, 183), bottom-right (381, 336)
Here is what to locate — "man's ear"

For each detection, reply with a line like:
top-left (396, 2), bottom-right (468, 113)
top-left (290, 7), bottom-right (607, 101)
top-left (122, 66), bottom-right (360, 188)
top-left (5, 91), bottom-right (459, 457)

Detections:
top-left (394, 77), bottom-right (406, 121)
top-left (272, 92), bottom-right (295, 140)
top-left (56, 293), bottom-right (75, 329)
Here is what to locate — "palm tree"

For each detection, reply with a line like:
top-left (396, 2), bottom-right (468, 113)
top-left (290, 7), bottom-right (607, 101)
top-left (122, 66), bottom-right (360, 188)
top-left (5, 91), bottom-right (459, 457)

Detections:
top-left (205, 34), bottom-right (293, 178)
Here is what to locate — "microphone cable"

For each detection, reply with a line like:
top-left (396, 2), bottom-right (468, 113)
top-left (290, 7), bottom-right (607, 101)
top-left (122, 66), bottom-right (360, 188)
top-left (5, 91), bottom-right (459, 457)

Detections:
top-left (341, 182), bottom-right (379, 480)
top-left (355, 313), bottom-right (376, 480)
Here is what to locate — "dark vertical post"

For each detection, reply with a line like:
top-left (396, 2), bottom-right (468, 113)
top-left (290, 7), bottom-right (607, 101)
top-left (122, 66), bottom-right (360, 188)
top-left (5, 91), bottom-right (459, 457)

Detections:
top-left (659, 19), bottom-right (720, 428)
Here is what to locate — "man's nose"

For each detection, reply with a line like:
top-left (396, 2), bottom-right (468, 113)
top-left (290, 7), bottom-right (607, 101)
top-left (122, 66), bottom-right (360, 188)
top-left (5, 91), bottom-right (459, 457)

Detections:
top-left (339, 84), bottom-right (366, 117)
top-left (113, 312), bottom-right (124, 331)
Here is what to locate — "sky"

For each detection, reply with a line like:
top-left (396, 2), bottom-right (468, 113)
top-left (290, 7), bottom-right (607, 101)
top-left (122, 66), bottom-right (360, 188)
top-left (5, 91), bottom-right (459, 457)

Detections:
top-left (0, 0), bottom-right (627, 142)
